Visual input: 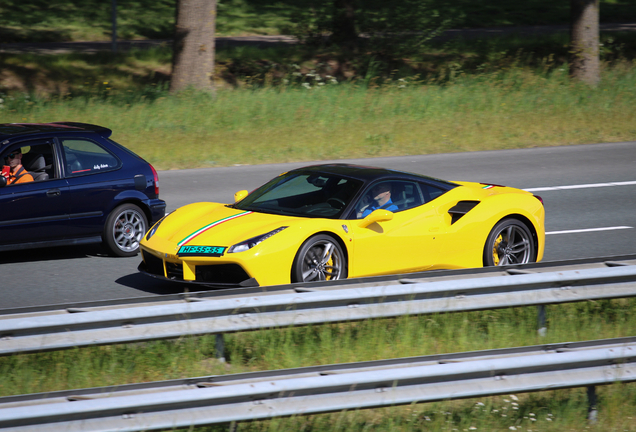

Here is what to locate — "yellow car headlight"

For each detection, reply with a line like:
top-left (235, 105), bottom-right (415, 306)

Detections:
top-left (228, 227), bottom-right (288, 253)
top-left (145, 215), bottom-right (167, 241)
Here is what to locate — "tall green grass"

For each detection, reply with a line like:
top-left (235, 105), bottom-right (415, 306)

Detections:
top-left (2, 61), bottom-right (635, 170)
top-left (1, 299), bottom-right (635, 431)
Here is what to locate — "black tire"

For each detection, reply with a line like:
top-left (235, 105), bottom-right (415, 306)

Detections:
top-left (103, 203), bottom-right (148, 257)
top-left (483, 218), bottom-right (536, 266)
top-left (292, 234), bottom-right (347, 283)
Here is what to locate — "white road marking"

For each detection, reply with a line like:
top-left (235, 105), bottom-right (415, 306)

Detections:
top-left (525, 180), bottom-right (636, 192)
top-left (523, 181), bottom-right (635, 236)
top-left (546, 226), bottom-right (633, 235)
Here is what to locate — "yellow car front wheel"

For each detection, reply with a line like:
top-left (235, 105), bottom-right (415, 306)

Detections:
top-left (484, 218), bottom-right (535, 266)
top-left (292, 234), bottom-right (347, 283)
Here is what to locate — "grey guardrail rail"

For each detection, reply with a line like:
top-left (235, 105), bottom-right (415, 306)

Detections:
top-left (3, 254), bottom-right (635, 317)
top-left (1, 336), bottom-right (635, 431)
top-left (1, 257), bottom-right (636, 355)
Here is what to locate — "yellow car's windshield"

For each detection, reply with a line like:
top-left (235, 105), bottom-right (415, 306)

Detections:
top-left (234, 172), bottom-right (363, 218)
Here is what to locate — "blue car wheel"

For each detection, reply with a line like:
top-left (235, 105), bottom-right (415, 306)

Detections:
top-left (104, 203), bottom-right (148, 257)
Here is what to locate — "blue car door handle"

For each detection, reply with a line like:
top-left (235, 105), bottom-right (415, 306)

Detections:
top-left (46, 188), bottom-right (61, 197)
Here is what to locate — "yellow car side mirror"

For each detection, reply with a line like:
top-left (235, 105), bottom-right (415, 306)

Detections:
top-left (358, 209), bottom-right (394, 228)
top-left (234, 190), bottom-right (249, 203)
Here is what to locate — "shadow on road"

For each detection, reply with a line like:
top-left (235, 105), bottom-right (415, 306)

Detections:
top-left (0, 244), bottom-right (108, 264)
top-left (115, 272), bottom-right (195, 295)
top-left (1, 243), bottom-right (218, 297)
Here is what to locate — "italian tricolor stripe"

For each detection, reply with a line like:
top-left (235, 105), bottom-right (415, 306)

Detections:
top-left (482, 184), bottom-right (495, 189)
top-left (178, 211), bottom-right (252, 247)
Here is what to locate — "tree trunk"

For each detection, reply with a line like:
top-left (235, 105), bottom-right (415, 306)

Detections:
top-left (331, 0), bottom-right (357, 50)
top-left (170, 0), bottom-right (216, 94)
top-left (570, 0), bottom-right (600, 86)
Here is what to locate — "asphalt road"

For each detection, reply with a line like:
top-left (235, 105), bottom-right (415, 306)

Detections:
top-left (2, 141), bottom-right (635, 309)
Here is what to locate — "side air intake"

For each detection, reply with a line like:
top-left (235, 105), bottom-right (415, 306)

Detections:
top-left (448, 201), bottom-right (480, 224)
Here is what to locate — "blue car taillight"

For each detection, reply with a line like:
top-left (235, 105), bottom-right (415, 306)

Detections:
top-left (150, 164), bottom-right (159, 197)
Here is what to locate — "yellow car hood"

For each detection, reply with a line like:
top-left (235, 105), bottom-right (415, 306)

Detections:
top-left (157, 203), bottom-right (296, 247)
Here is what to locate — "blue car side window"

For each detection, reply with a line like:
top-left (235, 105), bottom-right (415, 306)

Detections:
top-left (61, 139), bottom-right (120, 177)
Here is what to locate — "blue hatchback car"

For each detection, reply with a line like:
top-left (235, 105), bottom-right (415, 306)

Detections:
top-left (0, 122), bottom-right (166, 256)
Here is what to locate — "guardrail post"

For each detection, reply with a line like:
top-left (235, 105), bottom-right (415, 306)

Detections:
top-left (587, 385), bottom-right (598, 423)
top-left (215, 333), bottom-right (226, 362)
top-left (537, 305), bottom-right (547, 336)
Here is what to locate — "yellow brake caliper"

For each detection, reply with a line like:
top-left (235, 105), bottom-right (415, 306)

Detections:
top-left (326, 255), bottom-right (334, 280)
top-left (492, 234), bottom-right (503, 265)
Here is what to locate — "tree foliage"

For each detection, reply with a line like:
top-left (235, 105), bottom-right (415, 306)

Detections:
top-left (0, 0), bottom-right (175, 42)
top-left (1, 0), bottom-right (634, 43)
top-left (285, 0), bottom-right (460, 56)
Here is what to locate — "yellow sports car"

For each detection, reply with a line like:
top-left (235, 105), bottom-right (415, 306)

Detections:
top-left (139, 164), bottom-right (544, 287)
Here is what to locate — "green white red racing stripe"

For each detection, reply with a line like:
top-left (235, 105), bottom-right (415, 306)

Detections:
top-left (177, 211), bottom-right (253, 247)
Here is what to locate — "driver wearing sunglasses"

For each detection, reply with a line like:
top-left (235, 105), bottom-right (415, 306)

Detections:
top-left (2, 149), bottom-right (34, 185)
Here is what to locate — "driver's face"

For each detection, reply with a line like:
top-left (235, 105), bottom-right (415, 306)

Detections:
top-left (372, 184), bottom-right (390, 203)
top-left (4, 151), bottom-right (22, 169)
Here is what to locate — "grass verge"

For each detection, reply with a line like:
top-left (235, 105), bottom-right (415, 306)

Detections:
top-left (2, 32), bottom-right (635, 170)
top-left (2, 60), bottom-right (635, 170)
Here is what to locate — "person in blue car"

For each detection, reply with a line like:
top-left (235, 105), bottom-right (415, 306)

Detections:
top-left (357, 182), bottom-right (398, 218)
top-left (1, 149), bottom-right (34, 186)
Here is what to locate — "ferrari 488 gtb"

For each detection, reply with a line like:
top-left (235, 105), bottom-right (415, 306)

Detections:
top-left (139, 164), bottom-right (544, 287)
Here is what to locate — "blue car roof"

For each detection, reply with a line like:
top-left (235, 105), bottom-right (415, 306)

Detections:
top-left (0, 122), bottom-right (112, 143)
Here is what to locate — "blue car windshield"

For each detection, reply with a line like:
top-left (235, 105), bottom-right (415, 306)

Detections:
top-left (234, 172), bottom-right (363, 218)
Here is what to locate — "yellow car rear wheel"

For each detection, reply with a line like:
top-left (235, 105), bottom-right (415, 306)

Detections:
top-left (484, 218), bottom-right (535, 266)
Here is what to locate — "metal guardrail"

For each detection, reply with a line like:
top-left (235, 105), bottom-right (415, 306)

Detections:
top-left (4, 254), bottom-right (636, 317)
top-left (1, 260), bottom-right (636, 355)
top-left (1, 336), bottom-right (635, 431)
